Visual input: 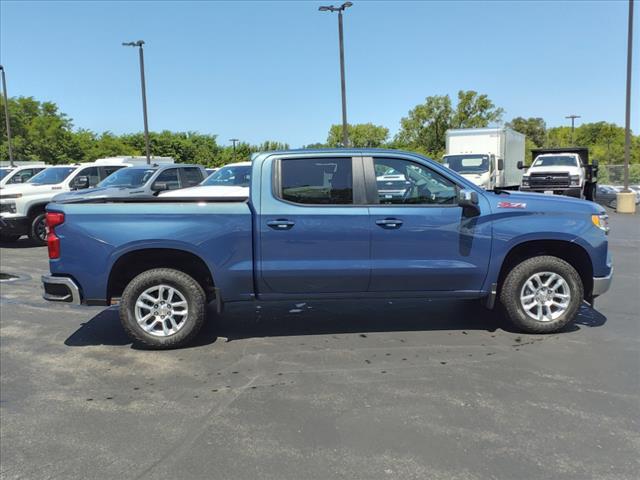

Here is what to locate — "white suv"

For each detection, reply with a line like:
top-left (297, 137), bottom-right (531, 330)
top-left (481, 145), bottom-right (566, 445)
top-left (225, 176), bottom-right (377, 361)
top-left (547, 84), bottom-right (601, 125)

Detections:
top-left (0, 157), bottom-right (150, 244)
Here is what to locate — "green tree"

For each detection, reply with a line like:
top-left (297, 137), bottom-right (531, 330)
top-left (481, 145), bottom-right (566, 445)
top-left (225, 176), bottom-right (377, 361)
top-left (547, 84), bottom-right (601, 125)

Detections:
top-left (326, 123), bottom-right (389, 148)
top-left (506, 117), bottom-right (546, 147)
top-left (451, 90), bottom-right (504, 129)
top-left (395, 94), bottom-right (453, 156)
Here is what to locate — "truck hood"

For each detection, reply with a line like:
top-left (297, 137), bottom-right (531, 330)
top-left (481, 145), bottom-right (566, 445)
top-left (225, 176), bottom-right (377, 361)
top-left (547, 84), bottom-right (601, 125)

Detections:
top-left (486, 190), bottom-right (604, 215)
top-left (159, 185), bottom-right (249, 198)
top-left (52, 186), bottom-right (149, 202)
top-left (0, 183), bottom-right (65, 198)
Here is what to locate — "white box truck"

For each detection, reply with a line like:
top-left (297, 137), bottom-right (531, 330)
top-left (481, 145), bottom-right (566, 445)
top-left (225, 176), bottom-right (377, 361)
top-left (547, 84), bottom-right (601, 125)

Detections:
top-left (442, 127), bottom-right (525, 190)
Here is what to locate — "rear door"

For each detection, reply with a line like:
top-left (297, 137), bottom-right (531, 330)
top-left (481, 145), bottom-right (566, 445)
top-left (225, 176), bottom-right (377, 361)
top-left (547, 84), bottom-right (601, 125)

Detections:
top-left (366, 155), bottom-right (491, 292)
top-left (258, 155), bottom-right (370, 295)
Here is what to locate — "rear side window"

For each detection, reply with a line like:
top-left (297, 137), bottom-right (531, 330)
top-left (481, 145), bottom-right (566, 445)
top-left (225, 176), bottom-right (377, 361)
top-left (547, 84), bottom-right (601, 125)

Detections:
top-left (279, 158), bottom-right (353, 205)
top-left (180, 167), bottom-right (204, 187)
top-left (101, 166), bottom-right (125, 180)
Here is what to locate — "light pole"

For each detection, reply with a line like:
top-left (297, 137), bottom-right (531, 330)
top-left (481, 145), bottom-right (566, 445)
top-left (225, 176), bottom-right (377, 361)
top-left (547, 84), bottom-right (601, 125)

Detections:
top-left (122, 40), bottom-right (151, 164)
top-left (623, 0), bottom-right (634, 192)
top-left (565, 114), bottom-right (581, 145)
top-left (0, 65), bottom-right (15, 167)
top-left (229, 138), bottom-right (239, 161)
top-left (319, 2), bottom-right (353, 148)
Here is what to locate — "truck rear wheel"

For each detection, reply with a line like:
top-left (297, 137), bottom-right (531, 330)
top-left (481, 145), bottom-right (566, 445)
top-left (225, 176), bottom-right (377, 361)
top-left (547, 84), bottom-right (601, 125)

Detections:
top-left (499, 256), bottom-right (583, 334)
top-left (28, 212), bottom-right (48, 245)
top-left (120, 268), bottom-right (207, 349)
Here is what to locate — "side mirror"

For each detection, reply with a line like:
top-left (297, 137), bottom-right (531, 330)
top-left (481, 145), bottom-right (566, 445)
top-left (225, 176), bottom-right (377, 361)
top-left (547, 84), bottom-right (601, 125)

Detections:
top-left (14, 176), bottom-right (24, 183)
top-left (458, 189), bottom-right (479, 208)
top-left (497, 158), bottom-right (504, 171)
top-left (516, 160), bottom-right (524, 170)
top-left (592, 159), bottom-right (599, 168)
top-left (74, 176), bottom-right (90, 189)
top-left (152, 181), bottom-right (169, 193)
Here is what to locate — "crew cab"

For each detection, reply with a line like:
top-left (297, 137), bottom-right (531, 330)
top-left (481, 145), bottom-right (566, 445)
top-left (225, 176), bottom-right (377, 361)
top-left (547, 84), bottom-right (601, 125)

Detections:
top-left (42, 149), bottom-right (613, 348)
top-left (0, 157), bottom-right (151, 243)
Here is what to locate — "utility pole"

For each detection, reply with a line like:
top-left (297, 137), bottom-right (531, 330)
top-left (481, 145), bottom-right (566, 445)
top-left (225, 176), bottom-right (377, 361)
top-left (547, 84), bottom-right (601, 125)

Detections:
top-left (565, 114), bottom-right (581, 145)
top-left (229, 138), bottom-right (239, 161)
top-left (623, 0), bottom-right (634, 192)
top-left (319, 2), bottom-right (353, 147)
top-left (0, 65), bottom-right (15, 167)
top-left (123, 40), bottom-right (151, 164)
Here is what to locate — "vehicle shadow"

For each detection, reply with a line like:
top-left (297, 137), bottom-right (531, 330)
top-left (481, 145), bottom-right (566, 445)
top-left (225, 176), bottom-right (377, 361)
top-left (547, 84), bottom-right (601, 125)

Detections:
top-left (64, 299), bottom-right (607, 350)
top-left (0, 238), bottom-right (42, 249)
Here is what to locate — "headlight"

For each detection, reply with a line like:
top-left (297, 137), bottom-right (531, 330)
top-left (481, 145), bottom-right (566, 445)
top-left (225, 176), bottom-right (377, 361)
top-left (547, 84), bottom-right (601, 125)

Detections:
top-left (0, 193), bottom-right (22, 199)
top-left (522, 176), bottom-right (529, 186)
top-left (570, 175), bottom-right (581, 186)
top-left (592, 213), bottom-right (609, 234)
top-left (0, 202), bottom-right (16, 214)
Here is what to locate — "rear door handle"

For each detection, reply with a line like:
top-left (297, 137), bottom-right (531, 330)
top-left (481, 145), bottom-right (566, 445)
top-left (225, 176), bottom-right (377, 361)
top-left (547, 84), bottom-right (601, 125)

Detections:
top-left (267, 219), bottom-right (295, 230)
top-left (375, 218), bottom-right (403, 229)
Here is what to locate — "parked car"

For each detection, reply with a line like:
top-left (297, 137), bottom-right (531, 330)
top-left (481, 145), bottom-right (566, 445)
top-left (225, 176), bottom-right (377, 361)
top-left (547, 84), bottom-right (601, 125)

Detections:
top-left (595, 185), bottom-right (619, 209)
top-left (160, 161), bottom-right (250, 198)
top-left (42, 149), bottom-right (612, 348)
top-left (0, 163), bottom-right (46, 189)
top-left (0, 158), bottom-right (154, 243)
top-left (205, 168), bottom-right (219, 177)
top-left (53, 163), bottom-right (206, 203)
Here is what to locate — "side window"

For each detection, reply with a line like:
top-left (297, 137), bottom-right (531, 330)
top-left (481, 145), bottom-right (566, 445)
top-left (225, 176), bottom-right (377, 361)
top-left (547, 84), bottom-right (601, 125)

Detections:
top-left (76, 167), bottom-right (100, 187)
top-left (279, 158), bottom-right (353, 205)
top-left (180, 167), bottom-right (204, 187)
top-left (8, 169), bottom-right (34, 184)
top-left (153, 168), bottom-right (180, 190)
top-left (101, 166), bottom-right (125, 180)
top-left (374, 158), bottom-right (457, 205)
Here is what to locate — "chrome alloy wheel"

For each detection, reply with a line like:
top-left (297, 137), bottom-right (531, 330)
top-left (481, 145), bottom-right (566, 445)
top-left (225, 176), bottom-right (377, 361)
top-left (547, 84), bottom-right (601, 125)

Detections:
top-left (134, 284), bottom-right (189, 337)
top-left (520, 272), bottom-right (571, 322)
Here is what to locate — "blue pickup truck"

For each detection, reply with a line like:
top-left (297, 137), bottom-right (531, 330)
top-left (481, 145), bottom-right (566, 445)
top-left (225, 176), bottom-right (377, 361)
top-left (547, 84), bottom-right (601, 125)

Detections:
top-left (41, 149), bottom-right (613, 348)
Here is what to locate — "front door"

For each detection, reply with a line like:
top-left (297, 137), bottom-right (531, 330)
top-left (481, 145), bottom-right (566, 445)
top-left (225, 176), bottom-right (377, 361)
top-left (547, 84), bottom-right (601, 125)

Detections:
top-left (258, 156), bottom-right (370, 295)
top-left (367, 156), bottom-right (491, 292)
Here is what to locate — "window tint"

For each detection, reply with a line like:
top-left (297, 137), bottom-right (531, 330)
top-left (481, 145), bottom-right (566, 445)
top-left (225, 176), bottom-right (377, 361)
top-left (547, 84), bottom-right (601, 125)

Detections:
top-left (153, 168), bottom-right (180, 190)
top-left (181, 167), bottom-right (204, 187)
top-left (374, 158), bottom-right (457, 205)
top-left (101, 166), bottom-right (125, 180)
top-left (280, 158), bottom-right (353, 205)
top-left (76, 167), bottom-right (100, 187)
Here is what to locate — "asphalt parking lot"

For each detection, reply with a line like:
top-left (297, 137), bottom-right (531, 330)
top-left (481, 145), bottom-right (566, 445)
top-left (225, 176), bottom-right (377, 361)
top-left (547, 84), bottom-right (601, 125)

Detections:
top-left (1, 212), bottom-right (638, 480)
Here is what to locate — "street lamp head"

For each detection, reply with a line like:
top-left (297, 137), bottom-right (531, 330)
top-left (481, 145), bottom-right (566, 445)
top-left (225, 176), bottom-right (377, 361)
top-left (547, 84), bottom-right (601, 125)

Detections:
top-left (122, 40), bottom-right (145, 47)
top-left (0, 65), bottom-right (4, 71)
top-left (319, 3), bottom-right (352, 12)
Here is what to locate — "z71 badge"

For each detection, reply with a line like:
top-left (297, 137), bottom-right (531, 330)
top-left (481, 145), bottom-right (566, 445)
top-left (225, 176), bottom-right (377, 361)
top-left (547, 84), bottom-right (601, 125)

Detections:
top-left (498, 201), bottom-right (527, 209)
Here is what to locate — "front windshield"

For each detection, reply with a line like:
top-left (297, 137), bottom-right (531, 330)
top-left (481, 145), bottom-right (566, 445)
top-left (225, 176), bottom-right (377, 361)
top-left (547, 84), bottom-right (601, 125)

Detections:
top-left (0, 169), bottom-right (9, 180)
top-left (532, 155), bottom-right (578, 167)
top-left (28, 167), bottom-right (76, 185)
top-left (98, 168), bottom-right (156, 188)
top-left (202, 165), bottom-right (251, 187)
top-left (444, 155), bottom-right (490, 174)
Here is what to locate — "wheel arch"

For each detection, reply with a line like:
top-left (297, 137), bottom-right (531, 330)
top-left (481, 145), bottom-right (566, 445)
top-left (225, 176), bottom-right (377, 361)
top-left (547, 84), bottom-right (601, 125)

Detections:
top-left (497, 239), bottom-right (594, 300)
top-left (107, 248), bottom-right (217, 304)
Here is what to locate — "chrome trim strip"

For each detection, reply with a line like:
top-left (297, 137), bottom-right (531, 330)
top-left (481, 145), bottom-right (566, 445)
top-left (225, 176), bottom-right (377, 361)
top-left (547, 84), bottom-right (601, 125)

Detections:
top-left (41, 275), bottom-right (82, 304)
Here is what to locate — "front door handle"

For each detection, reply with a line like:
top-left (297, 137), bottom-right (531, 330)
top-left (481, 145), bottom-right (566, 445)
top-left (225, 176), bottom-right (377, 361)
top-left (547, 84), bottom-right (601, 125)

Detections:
top-left (267, 219), bottom-right (295, 230)
top-left (375, 218), bottom-right (403, 229)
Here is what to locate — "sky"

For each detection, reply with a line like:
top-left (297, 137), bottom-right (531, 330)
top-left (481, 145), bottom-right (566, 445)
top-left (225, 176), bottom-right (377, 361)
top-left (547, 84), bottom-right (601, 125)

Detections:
top-left (1, 0), bottom-right (638, 148)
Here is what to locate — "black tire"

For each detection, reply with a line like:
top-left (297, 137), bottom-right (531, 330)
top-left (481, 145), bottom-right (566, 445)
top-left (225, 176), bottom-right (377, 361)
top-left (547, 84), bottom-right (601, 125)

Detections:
top-left (28, 212), bottom-right (48, 245)
top-left (0, 233), bottom-right (21, 242)
top-left (119, 268), bottom-right (207, 349)
top-left (499, 255), bottom-right (583, 334)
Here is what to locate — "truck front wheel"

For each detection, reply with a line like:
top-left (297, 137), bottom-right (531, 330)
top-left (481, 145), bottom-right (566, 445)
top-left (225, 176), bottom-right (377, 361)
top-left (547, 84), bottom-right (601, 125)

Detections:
top-left (120, 268), bottom-right (207, 349)
top-left (500, 256), bottom-right (583, 334)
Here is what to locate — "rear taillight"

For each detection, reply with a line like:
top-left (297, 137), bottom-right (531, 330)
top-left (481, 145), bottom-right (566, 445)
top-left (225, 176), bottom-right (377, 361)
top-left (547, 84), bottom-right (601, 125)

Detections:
top-left (46, 212), bottom-right (65, 259)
